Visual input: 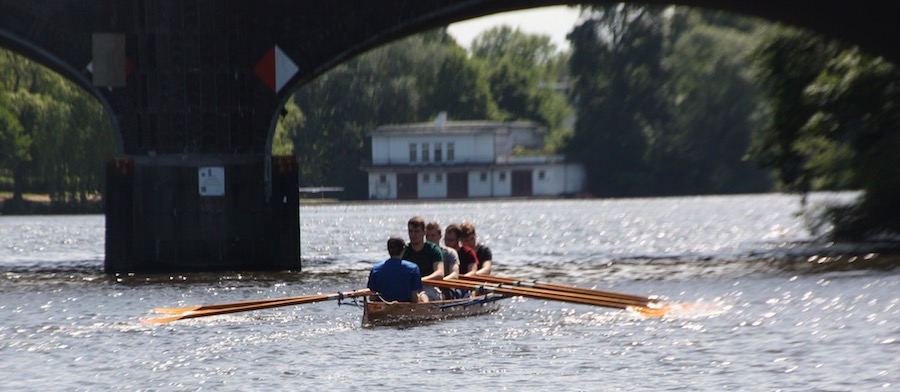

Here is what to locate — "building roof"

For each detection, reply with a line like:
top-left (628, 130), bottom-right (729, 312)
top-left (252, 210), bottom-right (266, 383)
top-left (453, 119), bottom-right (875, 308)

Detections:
top-left (369, 120), bottom-right (544, 136)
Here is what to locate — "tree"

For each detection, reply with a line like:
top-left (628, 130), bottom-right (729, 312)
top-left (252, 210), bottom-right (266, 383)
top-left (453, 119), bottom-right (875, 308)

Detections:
top-left (566, 4), bottom-right (669, 196)
top-left (751, 26), bottom-right (900, 240)
top-left (56, 82), bottom-right (117, 204)
top-left (1, 49), bottom-right (116, 208)
top-left (566, 6), bottom-right (774, 197)
top-left (749, 27), bottom-right (841, 193)
top-left (4, 88), bottom-right (70, 201)
top-left (654, 17), bottom-right (770, 194)
top-left (471, 26), bottom-right (572, 136)
top-left (272, 97), bottom-right (300, 156)
top-left (472, 25), bottom-right (559, 70)
top-left (429, 45), bottom-right (499, 120)
top-left (0, 105), bottom-right (29, 192)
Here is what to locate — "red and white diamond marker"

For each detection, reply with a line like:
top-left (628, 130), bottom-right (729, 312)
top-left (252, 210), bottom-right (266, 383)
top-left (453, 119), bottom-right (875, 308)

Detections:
top-left (254, 45), bottom-right (298, 93)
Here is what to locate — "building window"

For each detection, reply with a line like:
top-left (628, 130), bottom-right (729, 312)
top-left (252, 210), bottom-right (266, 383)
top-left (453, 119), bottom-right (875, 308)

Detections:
top-left (538, 170), bottom-right (545, 180)
top-left (409, 144), bottom-right (417, 163)
top-left (447, 143), bottom-right (455, 162)
top-left (436, 173), bottom-right (443, 183)
top-left (499, 172), bottom-right (507, 181)
top-left (434, 143), bottom-right (442, 163)
top-left (379, 174), bottom-right (387, 183)
top-left (480, 172), bottom-right (488, 182)
top-left (423, 173), bottom-right (430, 183)
top-left (422, 143), bottom-right (430, 162)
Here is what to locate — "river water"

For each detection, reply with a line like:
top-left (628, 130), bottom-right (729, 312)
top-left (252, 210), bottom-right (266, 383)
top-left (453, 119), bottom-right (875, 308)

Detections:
top-left (0, 193), bottom-right (896, 391)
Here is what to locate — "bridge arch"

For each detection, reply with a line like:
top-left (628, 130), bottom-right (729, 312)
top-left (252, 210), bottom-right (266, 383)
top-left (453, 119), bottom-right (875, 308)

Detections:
top-left (266, 1), bottom-right (899, 153)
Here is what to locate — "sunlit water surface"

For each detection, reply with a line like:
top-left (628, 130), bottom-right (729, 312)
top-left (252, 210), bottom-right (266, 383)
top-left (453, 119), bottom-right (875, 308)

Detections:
top-left (1, 193), bottom-right (897, 391)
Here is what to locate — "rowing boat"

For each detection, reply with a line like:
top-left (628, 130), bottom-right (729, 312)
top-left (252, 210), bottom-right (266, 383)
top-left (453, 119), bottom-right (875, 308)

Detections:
top-left (361, 294), bottom-right (507, 327)
top-left (143, 275), bottom-right (672, 325)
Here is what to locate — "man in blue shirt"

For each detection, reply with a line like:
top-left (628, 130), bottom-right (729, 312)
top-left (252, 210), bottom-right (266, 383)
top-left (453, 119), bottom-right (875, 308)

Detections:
top-left (367, 236), bottom-right (425, 302)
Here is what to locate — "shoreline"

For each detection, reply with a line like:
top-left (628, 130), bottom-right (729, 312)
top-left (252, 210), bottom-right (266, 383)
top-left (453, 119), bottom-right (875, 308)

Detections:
top-left (0, 193), bottom-right (103, 215)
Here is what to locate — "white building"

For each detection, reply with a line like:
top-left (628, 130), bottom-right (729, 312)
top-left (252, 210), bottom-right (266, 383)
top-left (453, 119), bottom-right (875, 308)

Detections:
top-left (363, 114), bottom-right (584, 200)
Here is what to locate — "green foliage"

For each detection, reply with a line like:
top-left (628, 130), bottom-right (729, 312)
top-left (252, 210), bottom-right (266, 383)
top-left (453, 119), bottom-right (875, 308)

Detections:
top-left (472, 26), bottom-right (559, 70)
top-left (805, 52), bottom-right (900, 238)
top-left (656, 21), bottom-right (770, 193)
top-left (566, 5), bottom-right (772, 196)
top-left (748, 27), bottom-right (841, 192)
top-left (289, 34), bottom-right (450, 197)
top-left (0, 104), bottom-right (30, 171)
top-left (0, 49), bottom-right (116, 206)
top-left (430, 45), bottom-right (499, 120)
top-left (0, 177), bottom-right (13, 191)
top-left (471, 26), bottom-right (573, 144)
top-left (566, 4), bottom-right (669, 196)
top-left (751, 27), bottom-right (900, 239)
top-left (272, 98), bottom-right (300, 156)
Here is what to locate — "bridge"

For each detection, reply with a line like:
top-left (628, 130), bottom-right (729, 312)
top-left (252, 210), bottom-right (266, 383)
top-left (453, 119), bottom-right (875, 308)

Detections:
top-left (1, 1), bottom-right (896, 273)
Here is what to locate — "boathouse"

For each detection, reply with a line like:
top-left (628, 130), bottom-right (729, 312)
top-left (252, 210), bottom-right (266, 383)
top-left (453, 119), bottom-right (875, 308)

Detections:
top-left (363, 114), bottom-right (584, 200)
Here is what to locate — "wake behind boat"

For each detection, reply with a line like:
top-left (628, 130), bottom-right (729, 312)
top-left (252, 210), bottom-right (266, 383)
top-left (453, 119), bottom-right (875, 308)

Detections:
top-left (361, 294), bottom-right (507, 328)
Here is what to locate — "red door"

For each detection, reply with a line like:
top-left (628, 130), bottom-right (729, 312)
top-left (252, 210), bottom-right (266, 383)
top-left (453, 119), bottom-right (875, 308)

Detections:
top-left (447, 172), bottom-right (468, 198)
top-left (397, 172), bottom-right (418, 199)
top-left (511, 170), bottom-right (533, 196)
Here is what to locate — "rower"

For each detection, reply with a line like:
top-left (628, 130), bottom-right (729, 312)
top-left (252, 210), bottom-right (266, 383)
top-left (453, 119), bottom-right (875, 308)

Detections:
top-left (426, 221), bottom-right (460, 299)
top-left (403, 216), bottom-right (444, 301)
top-left (460, 222), bottom-right (492, 275)
top-left (445, 224), bottom-right (478, 277)
top-left (367, 237), bottom-right (426, 303)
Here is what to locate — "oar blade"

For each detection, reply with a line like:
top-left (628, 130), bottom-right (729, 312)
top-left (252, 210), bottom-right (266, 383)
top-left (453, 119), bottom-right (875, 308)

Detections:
top-left (628, 305), bottom-right (669, 318)
top-left (631, 301), bottom-right (699, 318)
top-left (141, 289), bottom-right (372, 324)
top-left (154, 305), bottom-right (201, 314)
top-left (141, 313), bottom-right (193, 324)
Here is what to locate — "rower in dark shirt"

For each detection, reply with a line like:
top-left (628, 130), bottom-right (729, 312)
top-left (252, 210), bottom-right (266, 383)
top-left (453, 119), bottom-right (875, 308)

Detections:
top-left (460, 222), bottom-right (492, 275)
top-left (403, 216), bottom-right (444, 300)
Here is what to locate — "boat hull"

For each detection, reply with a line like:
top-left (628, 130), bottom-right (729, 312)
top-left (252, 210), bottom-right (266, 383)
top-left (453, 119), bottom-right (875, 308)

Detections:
top-left (362, 294), bottom-right (505, 327)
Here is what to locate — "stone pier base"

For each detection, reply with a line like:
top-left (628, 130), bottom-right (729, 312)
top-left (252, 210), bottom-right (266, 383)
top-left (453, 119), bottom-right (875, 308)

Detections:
top-left (105, 154), bottom-right (299, 273)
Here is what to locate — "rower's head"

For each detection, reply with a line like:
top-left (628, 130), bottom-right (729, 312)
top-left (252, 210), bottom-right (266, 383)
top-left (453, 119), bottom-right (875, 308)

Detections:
top-left (425, 221), bottom-right (442, 244)
top-left (407, 216), bottom-right (426, 245)
top-left (459, 222), bottom-right (477, 248)
top-left (444, 224), bottom-right (461, 249)
top-left (387, 236), bottom-right (406, 258)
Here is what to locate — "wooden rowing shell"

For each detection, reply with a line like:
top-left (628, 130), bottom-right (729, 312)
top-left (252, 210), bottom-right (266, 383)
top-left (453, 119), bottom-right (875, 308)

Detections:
top-left (362, 294), bottom-right (506, 327)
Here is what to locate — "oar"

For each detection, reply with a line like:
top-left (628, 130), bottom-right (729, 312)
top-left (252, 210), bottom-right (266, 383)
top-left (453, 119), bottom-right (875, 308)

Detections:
top-left (141, 289), bottom-right (372, 324)
top-left (441, 279), bottom-right (645, 307)
top-left (426, 279), bottom-right (668, 317)
top-left (155, 296), bottom-right (314, 314)
top-left (459, 274), bottom-right (656, 306)
top-left (427, 279), bottom-right (636, 309)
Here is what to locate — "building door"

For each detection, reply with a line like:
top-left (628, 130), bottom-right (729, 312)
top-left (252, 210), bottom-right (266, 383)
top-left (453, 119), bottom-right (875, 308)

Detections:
top-left (511, 170), bottom-right (533, 196)
top-left (397, 172), bottom-right (418, 199)
top-left (447, 172), bottom-right (468, 199)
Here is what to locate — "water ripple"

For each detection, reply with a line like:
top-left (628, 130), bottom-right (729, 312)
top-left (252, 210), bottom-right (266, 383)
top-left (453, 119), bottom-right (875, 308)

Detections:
top-left (1, 193), bottom-right (898, 390)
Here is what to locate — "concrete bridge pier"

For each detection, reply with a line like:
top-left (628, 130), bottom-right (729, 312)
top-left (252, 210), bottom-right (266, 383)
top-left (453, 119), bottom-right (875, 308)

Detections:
top-left (105, 155), bottom-right (300, 274)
